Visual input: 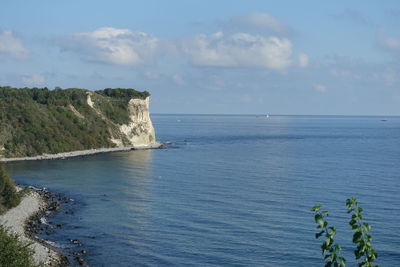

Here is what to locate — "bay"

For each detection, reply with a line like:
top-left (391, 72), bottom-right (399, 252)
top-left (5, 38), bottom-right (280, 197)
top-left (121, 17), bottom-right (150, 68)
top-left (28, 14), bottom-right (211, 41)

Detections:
top-left (6, 115), bottom-right (400, 266)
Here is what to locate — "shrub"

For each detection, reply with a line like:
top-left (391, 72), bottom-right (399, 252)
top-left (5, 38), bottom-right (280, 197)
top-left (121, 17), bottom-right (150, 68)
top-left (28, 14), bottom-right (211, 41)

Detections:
top-left (0, 164), bottom-right (21, 213)
top-left (0, 225), bottom-right (40, 267)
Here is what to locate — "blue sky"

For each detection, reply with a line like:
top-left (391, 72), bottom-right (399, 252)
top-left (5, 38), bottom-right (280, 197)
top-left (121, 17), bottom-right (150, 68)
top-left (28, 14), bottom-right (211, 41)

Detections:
top-left (1, 0), bottom-right (399, 115)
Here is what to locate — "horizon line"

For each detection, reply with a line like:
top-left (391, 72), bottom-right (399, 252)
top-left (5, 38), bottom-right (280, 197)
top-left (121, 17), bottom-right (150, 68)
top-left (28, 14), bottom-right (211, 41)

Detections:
top-left (152, 113), bottom-right (400, 117)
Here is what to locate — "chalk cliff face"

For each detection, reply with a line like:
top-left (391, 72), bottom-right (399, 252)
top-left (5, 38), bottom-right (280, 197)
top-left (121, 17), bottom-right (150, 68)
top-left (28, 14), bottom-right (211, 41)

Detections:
top-left (109, 97), bottom-right (156, 147)
top-left (86, 92), bottom-right (156, 147)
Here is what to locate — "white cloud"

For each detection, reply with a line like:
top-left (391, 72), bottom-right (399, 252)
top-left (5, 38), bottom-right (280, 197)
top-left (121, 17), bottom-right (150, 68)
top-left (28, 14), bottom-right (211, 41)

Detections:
top-left (183, 32), bottom-right (293, 70)
top-left (377, 30), bottom-right (400, 58)
top-left (60, 27), bottom-right (161, 65)
top-left (313, 84), bottom-right (327, 93)
top-left (381, 36), bottom-right (400, 52)
top-left (144, 71), bottom-right (160, 80)
top-left (172, 74), bottom-right (185, 85)
top-left (0, 30), bottom-right (28, 60)
top-left (298, 53), bottom-right (309, 68)
top-left (22, 74), bottom-right (45, 85)
top-left (227, 13), bottom-right (288, 34)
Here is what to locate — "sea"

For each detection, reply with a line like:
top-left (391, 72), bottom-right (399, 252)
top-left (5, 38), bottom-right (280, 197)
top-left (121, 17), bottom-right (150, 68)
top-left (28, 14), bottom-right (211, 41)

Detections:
top-left (6, 114), bottom-right (400, 266)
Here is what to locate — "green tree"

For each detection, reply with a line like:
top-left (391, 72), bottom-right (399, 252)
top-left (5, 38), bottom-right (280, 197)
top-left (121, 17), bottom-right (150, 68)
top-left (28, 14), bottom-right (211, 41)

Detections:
top-left (0, 164), bottom-right (21, 213)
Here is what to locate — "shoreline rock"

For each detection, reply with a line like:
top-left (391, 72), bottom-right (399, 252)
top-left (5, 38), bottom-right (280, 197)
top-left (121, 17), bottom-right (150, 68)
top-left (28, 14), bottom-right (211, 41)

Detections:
top-left (0, 142), bottom-right (165, 163)
top-left (0, 187), bottom-right (68, 266)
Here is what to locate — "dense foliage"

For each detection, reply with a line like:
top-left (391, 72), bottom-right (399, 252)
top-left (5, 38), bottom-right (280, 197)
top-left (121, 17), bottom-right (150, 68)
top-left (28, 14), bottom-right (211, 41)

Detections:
top-left (312, 198), bottom-right (378, 267)
top-left (95, 88), bottom-right (150, 100)
top-left (0, 164), bottom-right (21, 214)
top-left (0, 225), bottom-right (39, 267)
top-left (0, 86), bottom-right (149, 157)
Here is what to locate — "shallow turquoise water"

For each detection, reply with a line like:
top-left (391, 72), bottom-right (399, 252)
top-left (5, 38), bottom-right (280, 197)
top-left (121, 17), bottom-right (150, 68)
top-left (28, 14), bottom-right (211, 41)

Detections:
top-left (7, 115), bottom-right (400, 266)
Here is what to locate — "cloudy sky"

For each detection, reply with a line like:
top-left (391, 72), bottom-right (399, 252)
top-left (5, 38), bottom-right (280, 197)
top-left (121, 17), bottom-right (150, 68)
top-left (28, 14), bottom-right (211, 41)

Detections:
top-left (1, 0), bottom-right (399, 115)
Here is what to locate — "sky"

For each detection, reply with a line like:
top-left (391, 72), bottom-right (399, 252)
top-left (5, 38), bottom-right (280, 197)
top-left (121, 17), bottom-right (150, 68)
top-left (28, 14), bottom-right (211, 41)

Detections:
top-left (0, 0), bottom-right (399, 115)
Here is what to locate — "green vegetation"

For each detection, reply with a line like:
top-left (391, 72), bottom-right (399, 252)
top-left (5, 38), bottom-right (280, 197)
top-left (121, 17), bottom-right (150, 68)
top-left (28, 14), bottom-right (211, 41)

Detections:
top-left (312, 204), bottom-right (345, 266)
top-left (95, 88), bottom-right (149, 100)
top-left (0, 225), bottom-right (39, 267)
top-left (0, 164), bottom-right (21, 214)
top-left (312, 198), bottom-right (378, 267)
top-left (0, 86), bottom-right (150, 157)
top-left (346, 198), bottom-right (378, 266)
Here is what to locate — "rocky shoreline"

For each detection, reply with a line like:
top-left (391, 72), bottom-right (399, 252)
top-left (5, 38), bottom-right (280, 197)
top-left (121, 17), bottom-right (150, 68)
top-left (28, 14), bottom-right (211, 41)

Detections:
top-left (26, 187), bottom-right (87, 266)
top-left (0, 187), bottom-right (68, 266)
top-left (0, 142), bottom-right (164, 163)
top-left (26, 187), bottom-right (71, 266)
top-left (0, 184), bottom-right (96, 266)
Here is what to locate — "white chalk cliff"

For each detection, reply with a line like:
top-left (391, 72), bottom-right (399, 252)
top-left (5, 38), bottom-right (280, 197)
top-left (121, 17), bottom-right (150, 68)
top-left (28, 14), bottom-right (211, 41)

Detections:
top-left (118, 97), bottom-right (156, 146)
top-left (87, 93), bottom-right (156, 147)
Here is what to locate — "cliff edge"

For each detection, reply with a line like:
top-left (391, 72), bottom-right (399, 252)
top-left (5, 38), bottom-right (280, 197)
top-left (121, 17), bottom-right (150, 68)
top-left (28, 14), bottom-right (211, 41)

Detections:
top-left (0, 87), bottom-right (158, 158)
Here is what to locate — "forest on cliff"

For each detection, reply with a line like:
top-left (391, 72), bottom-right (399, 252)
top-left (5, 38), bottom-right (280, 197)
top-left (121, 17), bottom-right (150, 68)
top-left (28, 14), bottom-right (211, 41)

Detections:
top-left (0, 87), bottom-right (150, 157)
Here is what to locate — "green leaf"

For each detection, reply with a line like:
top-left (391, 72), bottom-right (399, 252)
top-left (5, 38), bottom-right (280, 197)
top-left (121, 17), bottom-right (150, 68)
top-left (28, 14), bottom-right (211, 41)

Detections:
top-left (316, 230), bottom-right (325, 239)
top-left (363, 222), bottom-right (371, 231)
top-left (315, 214), bottom-right (323, 223)
top-left (312, 205), bottom-right (321, 212)
top-left (353, 231), bottom-right (362, 243)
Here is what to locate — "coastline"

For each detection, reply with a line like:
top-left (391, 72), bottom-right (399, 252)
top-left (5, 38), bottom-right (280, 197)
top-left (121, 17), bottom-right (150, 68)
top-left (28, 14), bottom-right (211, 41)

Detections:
top-left (0, 142), bottom-right (164, 163)
top-left (0, 187), bottom-right (67, 266)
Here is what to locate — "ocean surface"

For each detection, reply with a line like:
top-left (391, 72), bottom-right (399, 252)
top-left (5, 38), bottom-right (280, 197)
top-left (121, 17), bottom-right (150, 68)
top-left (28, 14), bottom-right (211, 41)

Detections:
top-left (6, 115), bottom-right (400, 266)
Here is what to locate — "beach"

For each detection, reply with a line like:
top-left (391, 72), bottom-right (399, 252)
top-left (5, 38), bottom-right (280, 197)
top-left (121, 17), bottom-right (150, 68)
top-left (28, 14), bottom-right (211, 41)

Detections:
top-left (0, 142), bottom-right (164, 163)
top-left (0, 188), bottom-right (66, 266)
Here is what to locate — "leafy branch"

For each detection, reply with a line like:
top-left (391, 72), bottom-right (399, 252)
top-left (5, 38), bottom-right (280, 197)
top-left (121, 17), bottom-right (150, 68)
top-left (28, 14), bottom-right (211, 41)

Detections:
top-left (346, 197), bottom-right (378, 267)
top-left (312, 205), bottom-right (346, 267)
top-left (312, 198), bottom-right (379, 266)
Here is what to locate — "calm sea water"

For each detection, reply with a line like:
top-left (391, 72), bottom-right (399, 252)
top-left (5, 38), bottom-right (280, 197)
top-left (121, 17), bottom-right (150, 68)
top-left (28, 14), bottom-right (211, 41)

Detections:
top-left (6, 115), bottom-right (400, 266)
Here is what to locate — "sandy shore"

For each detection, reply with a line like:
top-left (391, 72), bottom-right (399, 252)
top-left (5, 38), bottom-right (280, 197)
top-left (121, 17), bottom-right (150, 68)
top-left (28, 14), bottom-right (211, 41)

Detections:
top-left (0, 189), bottom-right (65, 266)
top-left (0, 142), bottom-right (164, 162)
